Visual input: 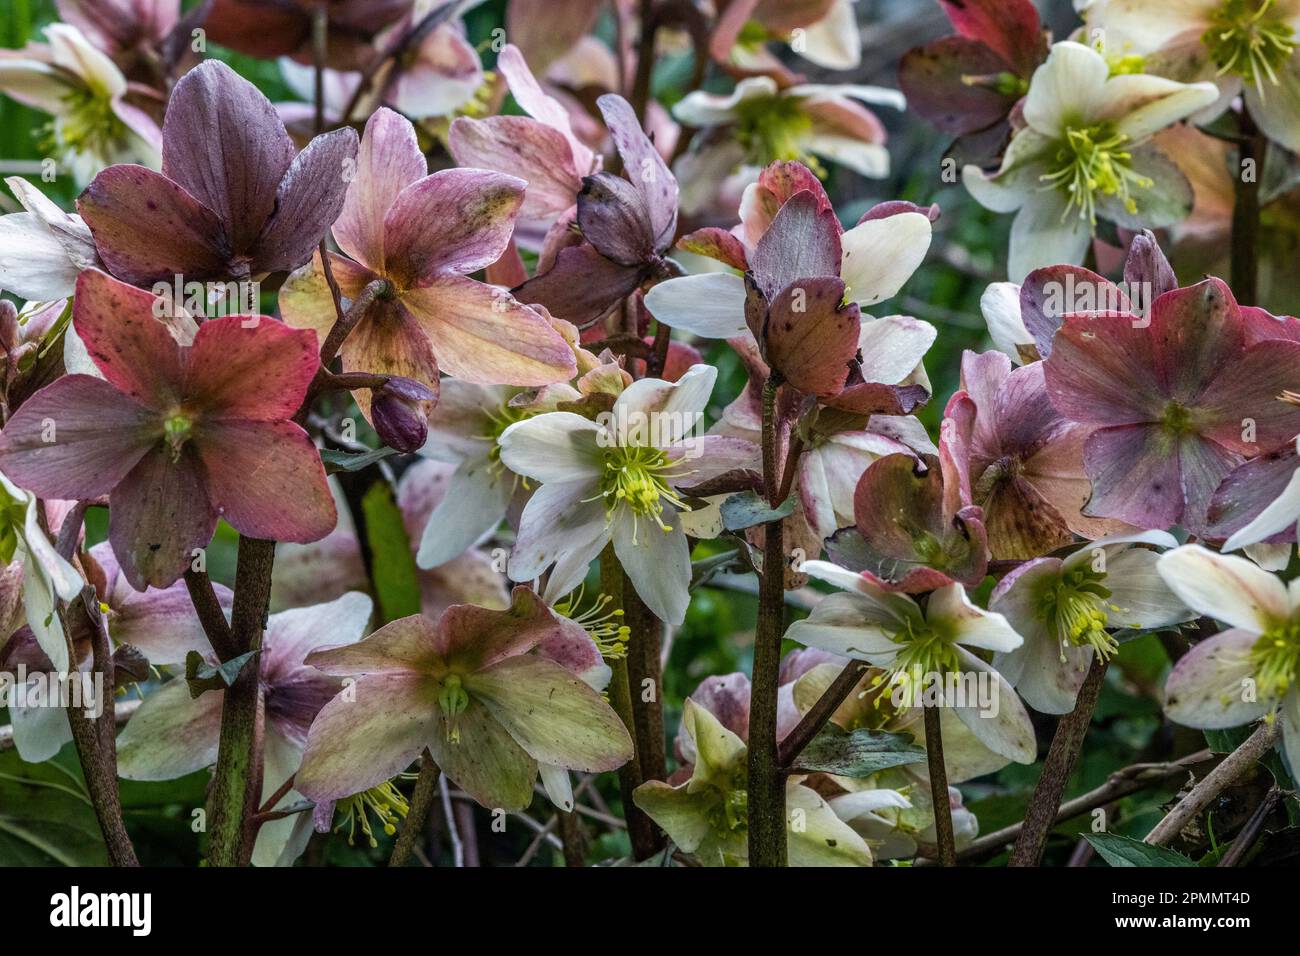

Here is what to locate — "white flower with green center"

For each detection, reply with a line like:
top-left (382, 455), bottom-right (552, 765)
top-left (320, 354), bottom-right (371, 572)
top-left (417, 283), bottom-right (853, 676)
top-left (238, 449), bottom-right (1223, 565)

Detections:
top-left (785, 562), bottom-right (1037, 765)
top-left (0, 471), bottom-right (83, 674)
top-left (1156, 545), bottom-right (1300, 773)
top-left (1079, 0), bottom-right (1300, 152)
top-left (963, 40), bottom-right (1217, 281)
top-left (633, 698), bottom-right (875, 867)
top-left (990, 532), bottom-right (1194, 714)
top-left (499, 365), bottom-right (755, 625)
top-left (0, 24), bottom-right (161, 184)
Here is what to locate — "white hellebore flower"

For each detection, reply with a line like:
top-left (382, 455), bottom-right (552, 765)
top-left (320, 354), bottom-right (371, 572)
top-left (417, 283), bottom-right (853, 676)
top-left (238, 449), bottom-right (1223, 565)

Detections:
top-left (962, 40), bottom-right (1218, 281)
top-left (1078, 0), bottom-right (1300, 153)
top-left (1156, 545), bottom-right (1300, 773)
top-left (0, 24), bottom-right (162, 184)
top-left (499, 365), bottom-right (751, 626)
top-left (991, 531), bottom-right (1193, 714)
top-left (979, 281), bottom-right (1036, 365)
top-left (785, 561), bottom-right (1037, 765)
top-left (0, 472), bottom-right (83, 674)
top-left (0, 177), bottom-right (99, 302)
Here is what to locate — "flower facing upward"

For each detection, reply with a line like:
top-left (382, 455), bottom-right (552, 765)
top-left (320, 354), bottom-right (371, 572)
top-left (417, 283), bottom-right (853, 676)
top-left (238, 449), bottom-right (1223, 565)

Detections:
top-left (0, 269), bottom-right (336, 590)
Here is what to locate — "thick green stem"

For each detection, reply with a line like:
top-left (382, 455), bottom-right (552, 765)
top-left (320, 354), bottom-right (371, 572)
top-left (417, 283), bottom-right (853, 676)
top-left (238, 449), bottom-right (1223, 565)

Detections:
top-left (205, 536), bottom-right (276, 867)
top-left (599, 546), bottom-right (660, 858)
top-left (1009, 655), bottom-right (1110, 867)
top-left (747, 376), bottom-right (787, 867)
top-left (923, 701), bottom-right (956, 866)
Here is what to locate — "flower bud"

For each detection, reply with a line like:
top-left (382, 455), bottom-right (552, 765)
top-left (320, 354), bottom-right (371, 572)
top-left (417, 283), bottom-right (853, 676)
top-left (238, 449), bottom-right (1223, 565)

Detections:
top-left (371, 376), bottom-right (437, 453)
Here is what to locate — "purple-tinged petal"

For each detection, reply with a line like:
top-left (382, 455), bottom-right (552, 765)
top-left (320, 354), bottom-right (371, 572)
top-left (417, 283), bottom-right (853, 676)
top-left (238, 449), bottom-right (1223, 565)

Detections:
top-left (0, 375), bottom-right (155, 501)
top-left (1124, 229), bottom-right (1176, 300)
top-left (763, 276), bottom-right (859, 399)
top-left (1164, 628), bottom-right (1271, 730)
top-left (576, 171), bottom-right (656, 267)
top-left (1080, 424), bottom-right (1193, 530)
top-left (676, 226), bottom-right (749, 271)
top-left (1149, 278), bottom-right (1244, 404)
top-left (109, 445), bottom-right (215, 590)
top-left (335, 108), bottom-right (428, 271)
top-left (1198, 341), bottom-right (1300, 456)
top-left (898, 36), bottom-right (1017, 137)
top-left (597, 94), bottom-right (677, 249)
top-left (1044, 312), bottom-right (1165, 426)
top-left (749, 190), bottom-right (842, 302)
top-left (436, 586), bottom-right (562, 672)
top-left (1208, 446), bottom-right (1299, 543)
top-left (77, 164), bottom-right (228, 285)
top-left (116, 677), bottom-right (224, 780)
top-left (516, 242), bottom-right (649, 329)
top-left (254, 126), bottom-right (359, 274)
top-left (448, 115), bottom-right (583, 224)
top-left (1019, 264), bottom-right (1128, 358)
top-left (185, 315), bottom-right (319, 421)
top-left (306, 614), bottom-right (440, 677)
top-left (72, 268), bottom-right (183, 407)
top-left (383, 169), bottom-right (526, 286)
top-left (161, 59), bottom-right (295, 251)
top-left (938, 0), bottom-right (1046, 76)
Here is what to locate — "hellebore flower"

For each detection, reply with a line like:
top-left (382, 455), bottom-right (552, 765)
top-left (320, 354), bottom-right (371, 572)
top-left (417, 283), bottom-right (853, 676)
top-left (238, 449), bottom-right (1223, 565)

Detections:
top-left (279, 106), bottom-right (576, 419)
top-left (950, 349), bottom-right (1131, 559)
top-left (54, 0), bottom-right (179, 67)
top-left (204, 0), bottom-right (415, 71)
top-left (0, 176), bottom-right (100, 302)
top-left (1214, 437), bottom-right (1300, 552)
top-left (370, 376), bottom-right (437, 454)
top-left (898, 0), bottom-right (1048, 163)
top-left (633, 697), bottom-right (875, 867)
top-left (1156, 545), bottom-right (1300, 774)
top-left (990, 532), bottom-right (1192, 713)
top-left (1079, 0), bottom-right (1300, 153)
top-left (671, 75), bottom-right (903, 188)
top-left (294, 587), bottom-right (633, 812)
top-left (1043, 277), bottom-right (1300, 532)
top-left (785, 562), bottom-right (1037, 765)
top-left (117, 592), bottom-right (374, 866)
top-left (962, 41), bottom-right (1218, 281)
top-left (0, 472), bottom-right (82, 673)
top-left (709, 0), bottom-right (865, 73)
top-left (448, 44), bottom-right (599, 242)
top-left (77, 58), bottom-right (357, 287)
top-left (0, 24), bottom-right (162, 184)
top-left (513, 94), bottom-right (680, 329)
top-left (0, 269), bottom-right (337, 590)
top-left (499, 365), bottom-right (754, 625)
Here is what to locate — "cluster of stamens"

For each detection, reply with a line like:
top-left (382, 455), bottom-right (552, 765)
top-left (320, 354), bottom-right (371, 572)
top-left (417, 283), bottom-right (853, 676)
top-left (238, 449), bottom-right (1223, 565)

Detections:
top-left (1040, 566), bottom-right (1126, 661)
top-left (1204, 0), bottom-right (1297, 94)
top-left (1249, 617), bottom-right (1300, 700)
top-left (868, 619), bottom-right (960, 710)
top-left (592, 444), bottom-right (692, 544)
top-left (553, 586), bottom-right (630, 660)
top-left (333, 779), bottom-right (412, 848)
top-left (1041, 123), bottom-right (1152, 225)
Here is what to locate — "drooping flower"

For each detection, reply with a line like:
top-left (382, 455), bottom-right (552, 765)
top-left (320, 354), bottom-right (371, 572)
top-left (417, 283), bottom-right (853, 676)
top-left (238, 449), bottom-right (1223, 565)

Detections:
top-left (0, 24), bottom-right (163, 184)
top-left (633, 697), bottom-right (875, 866)
top-left (962, 41), bottom-right (1218, 280)
top-left (294, 587), bottom-right (633, 812)
top-left (1043, 276), bottom-right (1300, 532)
top-left (1156, 545), bottom-right (1300, 774)
top-left (0, 269), bottom-right (336, 589)
top-left (448, 44), bottom-right (599, 244)
top-left (1079, 0), bottom-right (1300, 153)
top-left (77, 58), bottom-right (358, 286)
top-left (203, 0), bottom-right (415, 70)
top-left (116, 592), bottom-right (375, 866)
top-left (513, 94), bottom-right (680, 329)
top-left (671, 76), bottom-right (902, 196)
top-left (898, 0), bottom-right (1048, 163)
top-left (990, 532), bottom-right (1192, 713)
top-left (499, 365), bottom-right (755, 625)
top-left (784, 562), bottom-right (1037, 765)
top-left (0, 176), bottom-right (100, 302)
top-left (279, 106), bottom-right (576, 419)
top-left (53, 0), bottom-right (180, 69)
top-left (709, 0), bottom-right (865, 73)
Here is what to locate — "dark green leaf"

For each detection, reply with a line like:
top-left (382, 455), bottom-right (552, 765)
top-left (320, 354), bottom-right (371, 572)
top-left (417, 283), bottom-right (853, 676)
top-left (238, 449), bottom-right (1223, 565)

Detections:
top-left (0, 750), bottom-right (108, 866)
top-left (791, 727), bottom-right (926, 778)
top-left (320, 447), bottom-right (398, 474)
top-left (720, 491), bottom-right (794, 532)
top-left (184, 650), bottom-right (258, 698)
top-left (1085, 832), bottom-right (1196, 867)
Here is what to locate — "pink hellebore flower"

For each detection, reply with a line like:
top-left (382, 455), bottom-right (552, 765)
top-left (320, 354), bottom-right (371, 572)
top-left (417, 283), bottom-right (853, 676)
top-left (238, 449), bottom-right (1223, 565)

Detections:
top-left (448, 44), bottom-right (599, 242)
top-left (77, 59), bottom-right (358, 286)
top-left (204, 0), bottom-right (415, 71)
top-left (279, 106), bottom-right (576, 419)
top-left (0, 269), bottom-right (337, 590)
top-left (710, 0), bottom-right (865, 73)
top-left (294, 587), bottom-right (633, 812)
top-left (55, 0), bottom-right (179, 65)
top-left (990, 532), bottom-right (1192, 714)
top-left (1157, 545), bottom-right (1300, 775)
top-left (1043, 277), bottom-right (1300, 533)
top-left (116, 592), bottom-right (375, 867)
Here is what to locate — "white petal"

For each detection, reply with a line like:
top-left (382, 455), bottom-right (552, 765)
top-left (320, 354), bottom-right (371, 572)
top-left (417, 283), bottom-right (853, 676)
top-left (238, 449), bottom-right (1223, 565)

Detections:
top-left (0, 213), bottom-right (82, 301)
top-left (643, 272), bottom-right (748, 339)
top-left (610, 364), bottom-right (717, 444)
top-left (1157, 545), bottom-right (1289, 633)
top-left (784, 590), bottom-right (904, 661)
top-left (980, 281), bottom-right (1033, 363)
top-left (950, 649), bottom-right (1038, 764)
top-left (928, 584), bottom-right (1023, 653)
top-left (1105, 76), bottom-right (1220, 141)
top-left (612, 507), bottom-right (691, 626)
top-left (416, 458), bottom-right (513, 569)
top-left (1102, 547), bottom-right (1195, 630)
top-left (1164, 628), bottom-right (1271, 729)
top-left (856, 315), bottom-right (937, 384)
top-left (539, 763), bottom-right (575, 812)
top-left (509, 481), bottom-right (609, 584)
top-left (1244, 66), bottom-right (1300, 155)
top-left (839, 212), bottom-right (931, 307)
top-left (795, 1), bottom-right (862, 70)
top-left (1223, 463), bottom-right (1300, 553)
top-left (1007, 191), bottom-right (1092, 283)
top-left (672, 76), bottom-right (778, 126)
top-left (1023, 41), bottom-right (1109, 137)
top-left (805, 134), bottom-right (891, 180)
top-left (497, 412), bottom-right (605, 483)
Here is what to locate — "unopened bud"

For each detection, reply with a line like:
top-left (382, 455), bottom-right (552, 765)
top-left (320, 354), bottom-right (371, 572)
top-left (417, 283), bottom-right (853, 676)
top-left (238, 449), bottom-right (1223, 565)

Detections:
top-left (371, 376), bottom-right (437, 453)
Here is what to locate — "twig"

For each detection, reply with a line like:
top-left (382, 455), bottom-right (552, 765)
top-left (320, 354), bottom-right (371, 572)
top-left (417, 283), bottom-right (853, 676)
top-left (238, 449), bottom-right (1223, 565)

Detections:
top-left (1009, 656), bottom-right (1110, 866)
top-left (778, 660), bottom-right (868, 768)
top-left (389, 753), bottom-right (441, 867)
top-left (440, 773), bottom-right (465, 867)
top-left (1145, 720), bottom-right (1281, 847)
top-left (1218, 786), bottom-right (1281, 867)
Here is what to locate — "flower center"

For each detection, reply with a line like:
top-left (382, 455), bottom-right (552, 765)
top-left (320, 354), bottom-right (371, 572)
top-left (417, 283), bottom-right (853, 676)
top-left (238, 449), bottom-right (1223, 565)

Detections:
top-left (44, 87), bottom-right (125, 160)
top-left (869, 618), bottom-right (961, 710)
top-left (553, 585), bottom-right (629, 660)
top-left (1249, 618), bottom-right (1300, 699)
top-left (1040, 123), bottom-right (1152, 225)
top-left (162, 411), bottom-right (195, 461)
top-left (1204, 0), bottom-right (1296, 92)
top-left (1040, 566), bottom-right (1122, 660)
top-left (438, 674), bottom-right (470, 744)
top-left (481, 399), bottom-right (535, 478)
top-left (332, 779), bottom-right (412, 848)
top-left (704, 775), bottom-right (749, 834)
top-left (1160, 400), bottom-right (1196, 436)
top-left (732, 93), bottom-right (822, 174)
top-left (594, 444), bottom-right (691, 543)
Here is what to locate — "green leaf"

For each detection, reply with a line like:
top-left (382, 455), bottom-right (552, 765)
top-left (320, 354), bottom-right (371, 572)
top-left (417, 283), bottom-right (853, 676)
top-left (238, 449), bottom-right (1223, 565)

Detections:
top-left (362, 482), bottom-right (421, 624)
top-left (320, 447), bottom-right (398, 474)
top-left (1084, 832), bottom-right (1196, 867)
top-left (790, 727), bottom-right (927, 778)
top-left (184, 650), bottom-right (258, 699)
top-left (720, 491), bottom-right (794, 532)
top-left (0, 750), bottom-right (108, 866)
